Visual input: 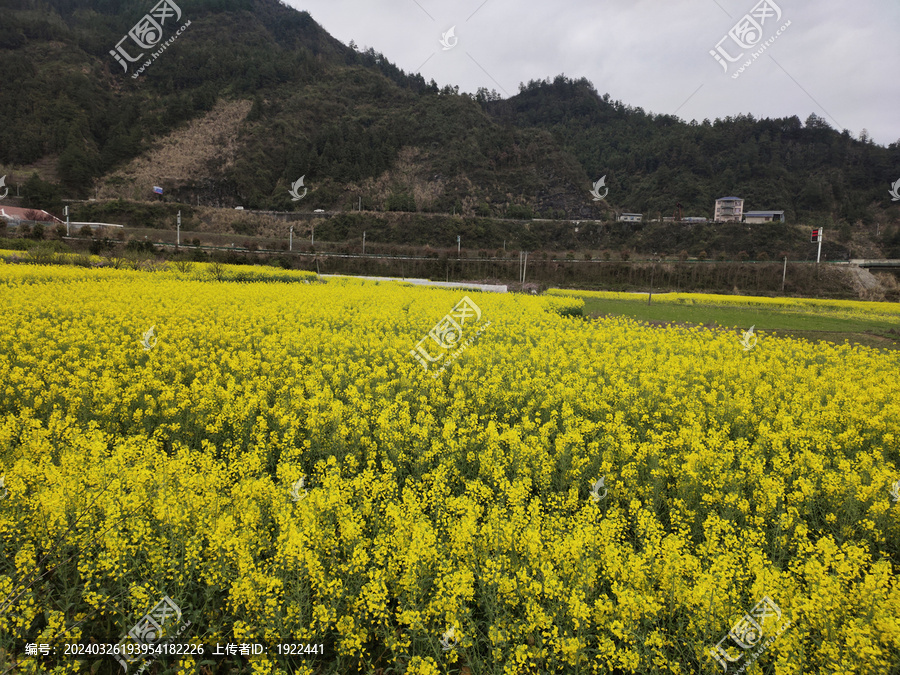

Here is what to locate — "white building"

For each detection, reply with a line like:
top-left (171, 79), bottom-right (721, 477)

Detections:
top-left (714, 197), bottom-right (744, 222)
top-left (617, 213), bottom-right (643, 223)
top-left (744, 210), bottom-right (785, 223)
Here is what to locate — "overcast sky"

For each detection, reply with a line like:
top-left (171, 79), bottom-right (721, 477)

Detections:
top-left (286, 0), bottom-right (900, 147)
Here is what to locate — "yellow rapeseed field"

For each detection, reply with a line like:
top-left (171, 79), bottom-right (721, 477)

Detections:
top-left (1, 264), bottom-right (899, 674)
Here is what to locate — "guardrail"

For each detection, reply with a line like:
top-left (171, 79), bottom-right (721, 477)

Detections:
top-left (109, 241), bottom-right (864, 266)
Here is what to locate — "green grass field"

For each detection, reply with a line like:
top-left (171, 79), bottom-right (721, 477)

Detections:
top-left (565, 293), bottom-right (900, 350)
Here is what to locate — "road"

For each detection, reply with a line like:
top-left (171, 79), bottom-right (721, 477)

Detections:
top-left (318, 274), bottom-right (507, 293)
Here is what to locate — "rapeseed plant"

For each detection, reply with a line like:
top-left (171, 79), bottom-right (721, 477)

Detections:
top-left (0, 267), bottom-right (897, 673)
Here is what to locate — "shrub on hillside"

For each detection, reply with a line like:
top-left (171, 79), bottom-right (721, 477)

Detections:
top-left (385, 192), bottom-right (416, 212)
top-left (838, 222), bottom-right (852, 243)
top-left (90, 238), bottom-right (116, 255)
top-left (125, 240), bottom-right (156, 254)
top-left (26, 243), bottom-right (60, 265)
top-left (506, 204), bottom-right (533, 220)
top-left (233, 220), bottom-right (258, 236)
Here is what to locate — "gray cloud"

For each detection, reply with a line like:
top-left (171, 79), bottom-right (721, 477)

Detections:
top-left (289, 0), bottom-right (900, 145)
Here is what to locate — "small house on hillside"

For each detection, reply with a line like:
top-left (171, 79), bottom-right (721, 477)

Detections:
top-left (617, 213), bottom-right (642, 223)
top-left (744, 210), bottom-right (785, 223)
top-left (714, 197), bottom-right (744, 222)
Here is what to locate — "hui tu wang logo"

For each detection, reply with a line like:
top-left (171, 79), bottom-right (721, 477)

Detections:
top-left (589, 477), bottom-right (608, 502)
top-left (139, 325), bottom-right (158, 352)
top-left (889, 179), bottom-right (900, 202)
top-left (710, 595), bottom-right (791, 672)
top-left (739, 325), bottom-right (758, 351)
top-left (289, 476), bottom-right (308, 502)
top-left (289, 176), bottom-right (308, 201)
top-left (0, 175), bottom-right (8, 199)
top-left (590, 176), bottom-right (608, 201)
top-left (440, 26), bottom-right (458, 50)
top-left (890, 480), bottom-right (900, 504)
top-left (710, 0), bottom-right (790, 79)
top-left (440, 626), bottom-right (459, 651)
top-left (411, 296), bottom-right (491, 378)
top-left (109, 0), bottom-right (191, 79)
top-left (114, 595), bottom-right (191, 672)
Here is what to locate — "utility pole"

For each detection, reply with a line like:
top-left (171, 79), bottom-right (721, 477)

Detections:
top-left (521, 251), bottom-right (528, 284)
top-left (363, 230), bottom-right (366, 255)
top-left (289, 225), bottom-right (293, 252)
top-left (176, 210), bottom-right (181, 246)
top-left (817, 228), bottom-right (823, 264)
top-left (457, 235), bottom-right (460, 256)
top-left (64, 206), bottom-right (69, 236)
top-left (311, 225), bottom-right (315, 246)
top-left (781, 257), bottom-right (787, 293)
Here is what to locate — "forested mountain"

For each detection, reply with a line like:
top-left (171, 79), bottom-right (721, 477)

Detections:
top-left (483, 77), bottom-right (900, 227)
top-left (1, 0), bottom-right (898, 229)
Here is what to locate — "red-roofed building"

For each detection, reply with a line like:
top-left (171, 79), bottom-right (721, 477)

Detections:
top-left (0, 206), bottom-right (63, 225)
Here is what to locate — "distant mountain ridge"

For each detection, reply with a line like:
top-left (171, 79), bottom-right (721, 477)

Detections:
top-left (0, 0), bottom-right (898, 230)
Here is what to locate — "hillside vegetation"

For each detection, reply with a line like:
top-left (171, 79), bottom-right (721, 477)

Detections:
top-left (0, 0), bottom-right (898, 244)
